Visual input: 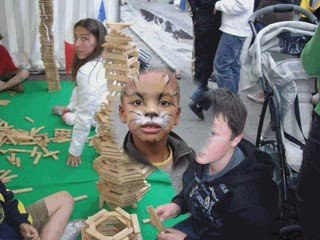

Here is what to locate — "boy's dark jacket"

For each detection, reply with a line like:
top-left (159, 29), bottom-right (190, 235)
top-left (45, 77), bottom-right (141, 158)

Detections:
top-left (123, 131), bottom-right (195, 168)
top-left (0, 180), bottom-right (30, 239)
top-left (173, 139), bottom-right (280, 240)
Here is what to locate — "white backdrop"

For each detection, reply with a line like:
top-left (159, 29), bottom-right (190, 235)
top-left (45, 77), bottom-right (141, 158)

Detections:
top-left (0, 0), bottom-right (117, 70)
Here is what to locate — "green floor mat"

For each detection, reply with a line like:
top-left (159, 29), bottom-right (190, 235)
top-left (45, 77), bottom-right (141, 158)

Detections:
top-left (0, 81), bottom-right (186, 239)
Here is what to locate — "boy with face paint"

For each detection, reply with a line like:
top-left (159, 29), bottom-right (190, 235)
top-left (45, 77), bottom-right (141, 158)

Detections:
top-left (119, 70), bottom-right (196, 193)
top-left (156, 89), bottom-right (280, 240)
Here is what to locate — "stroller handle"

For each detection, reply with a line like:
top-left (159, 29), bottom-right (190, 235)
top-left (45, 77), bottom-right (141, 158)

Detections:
top-left (249, 4), bottom-right (319, 39)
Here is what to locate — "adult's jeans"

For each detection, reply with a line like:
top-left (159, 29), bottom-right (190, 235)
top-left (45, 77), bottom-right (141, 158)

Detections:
top-left (214, 32), bottom-right (245, 94)
top-left (296, 113), bottom-right (320, 240)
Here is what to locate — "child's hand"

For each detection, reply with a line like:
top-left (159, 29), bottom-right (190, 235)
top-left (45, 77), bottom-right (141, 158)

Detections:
top-left (156, 203), bottom-right (181, 222)
top-left (67, 153), bottom-right (81, 167)
top-left (19, 223), bottom-right (40, 240)
top-left (158, 229), bottom-right (187, 240)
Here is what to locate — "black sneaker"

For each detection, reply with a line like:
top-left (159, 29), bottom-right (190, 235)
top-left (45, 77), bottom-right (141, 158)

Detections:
top-left (189, 102), bottom-right (204, 120)
top-left (169, 0), bottom-right (174, 3)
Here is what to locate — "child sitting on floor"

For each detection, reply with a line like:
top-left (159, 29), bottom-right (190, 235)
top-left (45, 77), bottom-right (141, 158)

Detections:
top-left (156, 88), bottom-right (280, 240)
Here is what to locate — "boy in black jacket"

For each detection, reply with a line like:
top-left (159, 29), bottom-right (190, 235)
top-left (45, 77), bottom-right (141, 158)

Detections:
top-left (156, 88), bottom-right (280, 240)
top-left (0, 180), bottom-right (74, 239)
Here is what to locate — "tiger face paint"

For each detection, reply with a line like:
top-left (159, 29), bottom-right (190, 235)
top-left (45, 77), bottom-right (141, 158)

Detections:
top-left (119, 71), bottom-right (181, 144)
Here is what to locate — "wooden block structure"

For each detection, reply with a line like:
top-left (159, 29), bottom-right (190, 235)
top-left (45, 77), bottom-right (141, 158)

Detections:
top-left (81, 208), bottom-right (142, 240)
top-left (92, 23), bottom-right (152, 210)
top-left (0, 119), bottom-right (60, 165)
top-left (38, 0), bottom-right (61, 92)
top-left (52, 128), bottom-right (72, 143)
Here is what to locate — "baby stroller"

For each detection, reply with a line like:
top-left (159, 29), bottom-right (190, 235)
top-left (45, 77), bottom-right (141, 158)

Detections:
top-left (241, 4), bottom-right (319, 239)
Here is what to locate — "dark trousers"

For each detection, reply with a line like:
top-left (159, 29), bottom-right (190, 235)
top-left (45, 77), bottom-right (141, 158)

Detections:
top-left (296, 113), bottom-right (320, 240)
top-left (190, 10), bottom-right (221, 110)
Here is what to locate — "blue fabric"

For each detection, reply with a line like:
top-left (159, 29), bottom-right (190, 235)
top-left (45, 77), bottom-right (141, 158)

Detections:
top-left (179, 0), bottom-right (187, 11)
top-left (214, 32), bottom-right (245, 94)
top-left (98, 0), bottom-right (106, 22)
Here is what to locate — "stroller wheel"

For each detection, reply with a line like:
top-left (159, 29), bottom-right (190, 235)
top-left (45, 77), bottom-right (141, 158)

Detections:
top-left (279, 224), bottom-right (302, 240)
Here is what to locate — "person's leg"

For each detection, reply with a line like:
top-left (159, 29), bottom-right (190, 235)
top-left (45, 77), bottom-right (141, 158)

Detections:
top-left (214, 33), bottom-right (244, 94)
top-left (296, 114), bottom-right (320, 240)
top-left (63, 112), bottom-right (76, 126)
top-left (230, 36), bottom-right (245, 93)
top-left (190, 13), bottom-right (221, 119)
top-left (40, 191), bottom-right (74, 240)
top-left (0, 69), bottom-right (29, 92)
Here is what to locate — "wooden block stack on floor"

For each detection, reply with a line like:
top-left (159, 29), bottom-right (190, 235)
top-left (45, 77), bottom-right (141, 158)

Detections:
top-left (52, 128), bottom-right (72, 143)
top-left (38, 0), bottom-right (61, 92)
top-left (81, 207), bottom-right (142, 240)
top-left (92, 23), bottom-right (151, 210)
top-left (0, 119), bottom-right (60, 165)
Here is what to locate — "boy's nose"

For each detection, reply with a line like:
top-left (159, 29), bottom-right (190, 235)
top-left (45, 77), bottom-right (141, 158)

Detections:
top-left (145, 103), bottom-right (159, 118)
top-left (145, 111), bottom-right (158, 118)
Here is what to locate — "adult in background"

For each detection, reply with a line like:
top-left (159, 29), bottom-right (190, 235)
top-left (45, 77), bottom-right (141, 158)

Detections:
top-left (188, 0), bottom-right (222, 120)
top-left (296, 22), bottom-right (320, 240)
top-left (213, 0), bottom-right (254, 94)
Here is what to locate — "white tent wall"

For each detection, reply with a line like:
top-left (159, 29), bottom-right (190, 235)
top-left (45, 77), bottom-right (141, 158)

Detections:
top-left (0, 0), bottom-right (117, 71)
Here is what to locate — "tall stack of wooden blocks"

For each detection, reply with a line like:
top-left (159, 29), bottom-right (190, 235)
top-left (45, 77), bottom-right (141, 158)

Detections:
top-left (92, 23), bottom-right (151, 210)
top-left (38, 0), bottom-right (61, 92)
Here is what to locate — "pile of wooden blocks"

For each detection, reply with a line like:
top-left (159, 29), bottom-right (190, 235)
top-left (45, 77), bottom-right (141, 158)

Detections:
top-left (52, 128), bottom-right (72, 143)
top-left (92, 23), bottom-right (151, 210)
top-left (39, 0), bottom-right (61, 92)
top-left (81, 208), bottom-right (142, 240)
top-left (0, 119), bottom-right (60, 165)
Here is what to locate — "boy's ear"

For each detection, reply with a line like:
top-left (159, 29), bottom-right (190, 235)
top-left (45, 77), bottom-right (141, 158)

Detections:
top-left (174, 106), bottom-right (181, 125)
top-left (231, 133), bottom-right (243, 147)
top-left (119, 105), bottom-right (127, 124)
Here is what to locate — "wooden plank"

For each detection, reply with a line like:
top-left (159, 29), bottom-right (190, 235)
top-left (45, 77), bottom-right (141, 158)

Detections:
top-left (12, 188), bottom-right (33, 194)
top-left (131, 214), bottom-right (141, 234)
top-left (104, 63), bottom-right (130, 72)
top-left (147, 206), bottom-right (166, 233)
top-left (113, 227), bottom-right (133, 240)
top-left (24, 117), bottom-right (35, 123)
top-left (16, 157), bottom-right (21, 168)
top-left (0, 100), bottom-right (10, 106)
top-left (0, 170), bottom-right (12, 180)
top-left (73, 195), bottom-right (88, 202)
top-left (115, 207), bottom-right (131, 220)
top-left (33, 153), bottom-right (42, 165)
top-left (103, 52), bottom-right (128, 61)
top-left (30, 146), bottom-right (38, 157)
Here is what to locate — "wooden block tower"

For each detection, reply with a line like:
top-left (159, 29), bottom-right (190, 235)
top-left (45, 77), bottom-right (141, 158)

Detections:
top-left (81, 208), bottom-right (142, 240)
top-left (92, 23), bottom-right (151, 210)
top-left (38, 0), bottom-right (61, 92)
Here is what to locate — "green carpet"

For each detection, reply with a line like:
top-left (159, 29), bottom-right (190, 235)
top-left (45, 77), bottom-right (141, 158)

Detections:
top-left (0, 81), bottom-right (186, 239)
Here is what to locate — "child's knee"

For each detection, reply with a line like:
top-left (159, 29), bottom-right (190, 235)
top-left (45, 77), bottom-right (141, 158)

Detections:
top-left (62, 112), bottom-right (76, 126)
top-left (19, 69), bottom-right (29, 79)
top-left (57, 191), bottom-right (74, 209)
